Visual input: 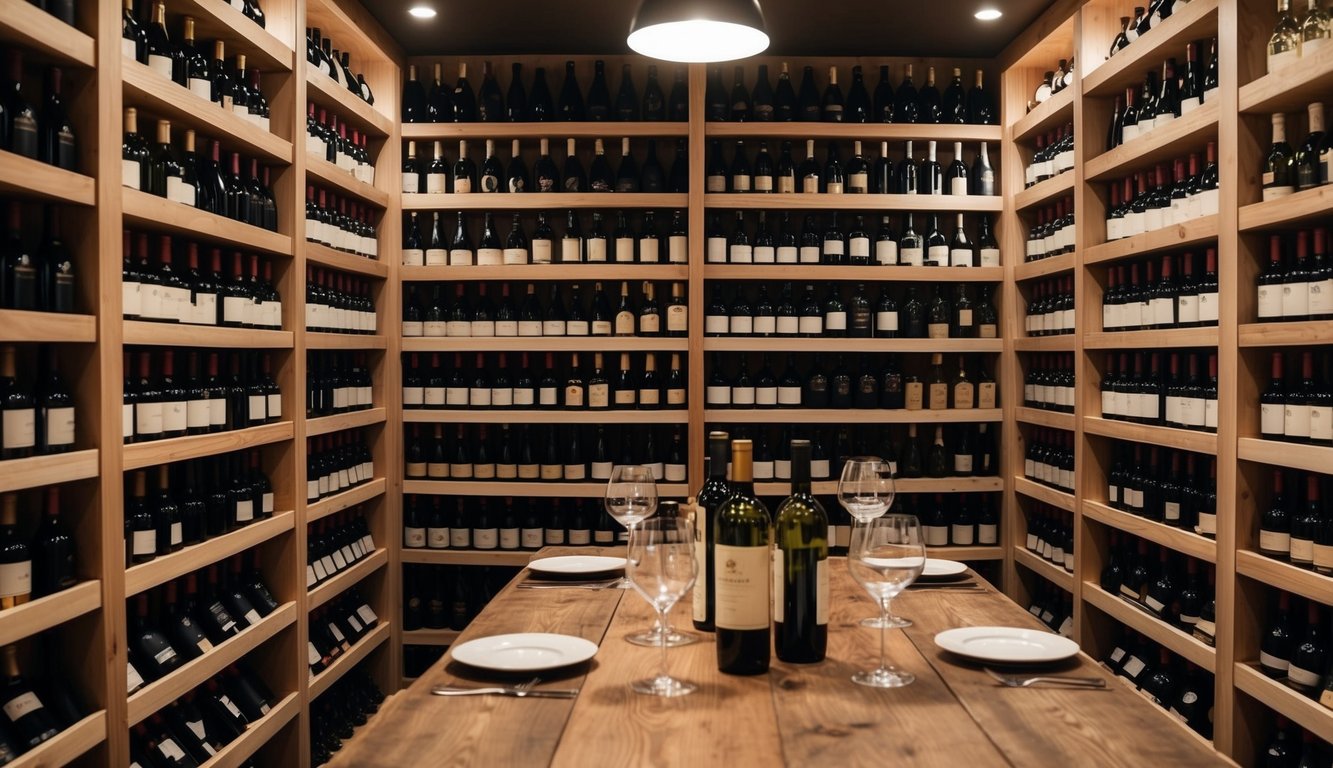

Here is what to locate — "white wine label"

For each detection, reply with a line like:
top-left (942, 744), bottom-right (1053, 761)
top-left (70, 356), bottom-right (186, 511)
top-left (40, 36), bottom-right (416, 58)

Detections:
top-left (1259, 530), bottom-right (1291, 554)
top-left (669, 236), bottom-right (688, 263)
top-left (715, 544), bottom-right (769, 630)
top-left (0, 561), bottom-right (31, 599)
top-left (706, 238), bottom-right (726, 263)
top-left (1259, 650), bottom-right (1290, 673)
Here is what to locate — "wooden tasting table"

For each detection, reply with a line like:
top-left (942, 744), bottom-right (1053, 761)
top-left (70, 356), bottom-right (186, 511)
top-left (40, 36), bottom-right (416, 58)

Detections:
top-left (333, 547), bottom-right (1230, 767)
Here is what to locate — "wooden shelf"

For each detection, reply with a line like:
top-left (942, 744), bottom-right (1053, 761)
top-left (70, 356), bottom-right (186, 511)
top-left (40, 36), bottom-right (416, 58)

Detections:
top-left (8, 711), bottom-right (104, 768)
top-left (1015, 407), bottom-right (1075, 431)
top-left (404, 409), bottom-right (688, 424)
top-left (1084, 326), bottom-right (1219, 349)
top-left (128, 602), bottom-right (297, 726)
top-left (1082, 500), bottom-right (1217, 563)
top-left (702, 337), bottom-right (1003, 353)
top-left (704, 265), bottom-right (1004, 282)
top-left (1014, 335), bottom-right (1074, 351)
top-left (1084, 215), bottom-right (1220, 265)
top-left (1081, 0), bottom-right (1220, 97)
top-left (307, 478), bottom-right (386, 523)
top-left (306, 333), bottom-right (388, 350)
top-left (1013, 547), bottom-right (1074, 592)
top-left (705, 408), bottom-right (1002, 423)
top-left (402, 122), bottom-right (689, 140)
top-left (1012, 86), bottom-right (1074, 143)
top-left (1083, 582), bottom-right (1217, 671)
top-left (125, 512), bottom-right (295, 598)
top-left (309, 621), bottom-right (390, 700)
top-left (0, 0), bottom-right (94, 67)
top-left (0, 150), bottom-right (95, 206)
top-left (122, 421), bottom-right (294, 470)
top-left (1084, 102), bottom-right (1219, 182)
top-left (306, 155), bottom-right (391, 208)
top-left (1014, 171), bottom-right (1074, 212)
top-left (401, 264), bottom-right (690, 282)
top-left (123, 321), bottom-right (294, 349)
top-left (704, 193), bottom-right (1003, 212)
top-left (403, 192), bottom-right (689, 211)
top-left (752, 477), bottom-right (1005, 496)
top-left (200, 691), bottom-right (299, 768)
top-left (403, 480), bottom-right (691, 498)
top-left (1014, 476), bottom-right (1076, 512)
top-left (305, 242), bottom-right (390, 278)
top-left (401, 628), bottom-right (461, 646)
top-left (0, 310), bottom-right (96, 343)
top-left (924, 545), bottom-right (1005, 561)
top-left (400, 549), bottom-right (534, 566)
top-left (0, 580), bottom-right (100, 648)
top-left (1235, 550), bottom-right (1333, 607)
top-left (703, 123), bottom-right (1003, 142)
top-left (1238, 320), bottom-right (1333, 347)
top-left (309, 549), bottom-right (388, 611)
top-left (122, 60), bottom-right (293, 164)
top-left (1237, 437), bottom-right (1333, 474)
top-left (402, 336), bottom-right (688, 353)
top-left (165, 0), bottom-right (293, 71)
top-left (1239, 183), bottom-right (1333, 231)
top-left (1083, 417), bottom-right (1218, 455)
top-left (1240, 38), bottom-right (1333, 114)
top-left (0, 449), bottom-right (98, 494)
top-left (123, 189), bottom-right (293, 256)
top-left (306, 69), bottom-right (393, 138)
top-left (307, 407), bottom-right (387, 436)
top-left (1235, 663), bottom-right (1333, 744)
top-left (1014, 254), bottom-right (1074, 281)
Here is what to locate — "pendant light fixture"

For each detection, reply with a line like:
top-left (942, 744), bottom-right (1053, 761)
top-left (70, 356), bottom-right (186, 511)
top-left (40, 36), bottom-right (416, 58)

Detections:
top-left (627, 0), bottom-right (770, 63)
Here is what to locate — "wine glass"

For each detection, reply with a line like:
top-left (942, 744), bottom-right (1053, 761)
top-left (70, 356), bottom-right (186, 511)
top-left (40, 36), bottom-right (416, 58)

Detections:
top-left (605, 465), bottom-right (658, 591)
top-left (847, 514), bottom-right (925, 688)
top-left (625, 517), bottom-right (698, 697)
top-left (837, 458), bottom-right (905, 628)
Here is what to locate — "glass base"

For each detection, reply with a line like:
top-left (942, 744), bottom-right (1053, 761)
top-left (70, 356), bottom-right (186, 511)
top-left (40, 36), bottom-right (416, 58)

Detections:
top-left (860, 615), bottom-right (911, 629)
top-left (614, 578), bottom-right (634, 589)
top-left (625, 628), bottom-right (699, 647)
top-left (852, 666), bottom-right (915, 688)
top-left (630, 674), bottom-right (696, 697)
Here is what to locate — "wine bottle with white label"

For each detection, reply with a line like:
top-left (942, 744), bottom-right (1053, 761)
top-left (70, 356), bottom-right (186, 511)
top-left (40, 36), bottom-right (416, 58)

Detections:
top-left (714, 439), bottom-right (771, 675)
top-left (773, 440), bottom-right (828, 663)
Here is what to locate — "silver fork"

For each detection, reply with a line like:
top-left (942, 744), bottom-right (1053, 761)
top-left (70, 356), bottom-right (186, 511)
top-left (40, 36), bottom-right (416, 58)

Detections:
top-left (432, 677), bottom-right (541, 697)
top-left (983, 667), bottom-right (1107, 689)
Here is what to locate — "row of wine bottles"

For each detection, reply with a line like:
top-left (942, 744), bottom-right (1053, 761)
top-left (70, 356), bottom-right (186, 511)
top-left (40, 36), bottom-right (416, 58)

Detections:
top-left (1023, 354), bottom-right (1076, 413)
top-left (1259, 351), bottom-right (1333, 445)
top-left (1263, 105), bottom-right (1333, 199)
top-left (0, 642), bottom-right (86, 759)
top-left (1025, 125), bottom-right (1074, 188)
top-left (1025, 199), bottom-right (1075, 262)
top-left (1257, 468), bottom-right (1333, 573)
top-left (310, 671), bottom-right (384, 767)
top-left (305, 267), bottom-right (377, 335)
top-left (124, 457), bottom-right (273, 564)
top-left (123, 234), bottom-right (282, 328)
top-left (403, 495), bottom-right (617, 551)
top-left (0, 52), bottom-right (77, 171)
top-left (1102, 533), bottom-right (1214, 632)
top-left (306, 433), bottom-right (375, 503)
top-left (1105, 148), bottom-right (1220, 240)
top-left (1025, 429), bottom-right (1074, 493)
top-left (304, 185), bottom-right (380, 260)
top-left (0, 487), bottom-right (77, 610)
top-left (403, 209), bottom-right (686, 266)
top-left (129, 672), bottom-right (267, 767)
top-left (0, 346), bottom-right (74, 461)
top-left (1106, 442), bottom-right (1218, 537)
top-left (706, 211), bottom-right (1002, 268)
top-left (1100, 350), bottom-right (1220, 433)
top-left (1260, 592), bottom-right (1333, 707)
top-left (1025, 584), bottom-right (1074, 639)
top-left (908, 491), bottom-right (1001, 547)
top-left (404, 280), bottom-right (686, 338)
top-left (306, 351), bottom-right (374, 418)
top-left (1103, 631), bottom-right (1214, 738)
top-left (123, 349), bottom-right (281, 444)
top-left (306, 510), bottom-right (378, 590)
top-left (1103, 250), bottom-right (1220, 330)
top-left (1106, 41), bottom-right (1219, 150)
top-left (305, 27), bottom-right (373, 103)
top-left (1268, 0), bottom-right (1331, 72)
top-left (1258, 229), bottom-right (1333, 322)
top-left (306, 102), bottom-right (376, 185)
top-left (1024, 276), bottom-right (1075, 336)
top-left (1, 202), bottom-right (77, 314)
top-left (1025, 505), bottom-right (1074, 573)
top-left (309, 590), bottom-right (382, 677)
top-left (401, 564), bottom-right (516, 635)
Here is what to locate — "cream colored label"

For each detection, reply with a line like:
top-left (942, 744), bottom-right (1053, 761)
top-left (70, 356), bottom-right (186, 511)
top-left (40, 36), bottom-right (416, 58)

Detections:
top-left (715, 544), bottom-right (769, 630)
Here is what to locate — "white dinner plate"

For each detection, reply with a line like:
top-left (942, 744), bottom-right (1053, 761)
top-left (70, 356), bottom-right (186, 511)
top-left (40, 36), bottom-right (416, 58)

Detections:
top-left (933, 626), bottom-right (1079, 664)
top-left (527, 555), bottom-right (627, 575)
top-left (451, 633), bottom-right (599, 672)
top-left (918, 559), bottom-right (969, 580)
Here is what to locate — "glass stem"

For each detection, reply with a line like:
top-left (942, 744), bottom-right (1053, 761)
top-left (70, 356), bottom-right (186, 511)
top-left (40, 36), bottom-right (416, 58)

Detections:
top-left (657, 607), bottom-right (671, 682)
top-left (879, 598), bottom-right (890, 670)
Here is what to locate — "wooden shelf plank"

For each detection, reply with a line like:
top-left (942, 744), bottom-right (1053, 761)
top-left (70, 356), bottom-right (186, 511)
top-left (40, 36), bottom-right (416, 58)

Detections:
top-left (1239, 183), bottom-right (1333, 231)
top-left (200, 691), bottom-right (299, 768)
top-left (404, 409), bottom-right (688, 424)
top-left (305, 155), bottom-right (391, 208)
top-left (1084, 326), bottom-right (1219, 349)
top-left (0, 449), bottom-right (99, 494)
top-left (402, 264), bottom-right (689, 282)
top-left (1084, 582), bottom-right (1217, 671)
top-left (1014, 335), bottom-right (1075, 351)
top-left (0, 310), bottom-right (96, 343)
top-left (704, 408), bottom-right (1003, 424)
top-left (703, 123), bottom-right (1003, 142)
top-left (305, 67), bottom-right (392, 138)
top-left (306, 333), bottom-right (388, 350)
top-left (1082, 500), bottom-right (1217, 563)
top-left (1014, 476), bottom-right (1076, 512)
top-left (704, 265), bottom-right (1004, 282)
top-left (307, 407), bottom-right (387, 437)
top-left (1013, 547), bottom-right (1074, 593)
top-left (402, 122), bottom-right (690, 140)
top-left (1015, 406), bottom-right (1075, 431)
top-left (123, 189), bottom-right (293, 256)
top-left (704, 193), bottom-right (1004, 212)
top-left (308, 478), bottom-right (386, 523)
top-left (403, 480), bottom-right (692, 498)
top-left (0, 150), bottom-right (95, 206)
top-left (304, 242), bottom-right (390, 278)
top-left (1084, 102), bottom-right (1218, 182)
top-left (1236, 663), bottom-right (1333, 744)
top-left (122, 60), bottom-right (293, 164)
top-left (1235, 550), bottom-right (1333, 607)
top-left (403, 192), bottom-right (689, 211)
top-left (0, 0), bottom-right (94, 67)
top-left (401, 628), bottom-right (461, 646)
top-left (123, 321), bottom-right (294, 349)
top-left (1083, 417), bottom-right (1218, 455)
top-left (1238, 321), bottom-right (1333, 347)
top-left (403, 337), bottom-right (688, 353)
top-left (309, 622), bottom-right (390, 700)
top-left (702, 337), bottom-right (1003, 353)
top-left (1081, 0), bottom-right (1220, 97)
top-left (1240, 39), bottom-right (1333, 114)
top-left (1012, 86), bottom-right (1074, 143)
top-left (1014, 253), bottom-right (1075, 281)
top-left (8, 711), bottom-right (104, 768)
top-left (1084, 215), bottom-right (1220, 265)
top-left (309, 549), bottom-right (388, 611)
top-left (1014, 171), bottom-right (1075, 212)
top-left (752, 477), bottom-right (1005, 496)
top-left (128, 603), bottom-right (297, 726)
top-left (122, 421), bottom-right (294, 470)
top-left (401, 549), bottom-right (534, 566)
top-left (1238, 437), bottom-right (1333, 474)
top-left (0, 580), bottom-right (100, 648)
top-left (164, 0), bottom-right (293, 72)
top-left (125, 512), bottom-right (295, 597)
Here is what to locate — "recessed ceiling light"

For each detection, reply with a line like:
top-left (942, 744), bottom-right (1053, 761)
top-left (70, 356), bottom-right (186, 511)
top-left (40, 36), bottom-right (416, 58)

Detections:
top-left (974, 8), bottom-right (1002, 20)
top-left (409, 5), bottom-right (437, 18)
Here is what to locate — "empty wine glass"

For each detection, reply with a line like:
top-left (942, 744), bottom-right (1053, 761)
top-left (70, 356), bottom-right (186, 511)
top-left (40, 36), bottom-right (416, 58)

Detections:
top-left (605, 465), bottom-right (658, 591)
top-left (838, 458), bottom-right (904, 628)
top-left (847, 514), bottom-right (925, 688)
top-left (626, 517), bottom-right (698, 697)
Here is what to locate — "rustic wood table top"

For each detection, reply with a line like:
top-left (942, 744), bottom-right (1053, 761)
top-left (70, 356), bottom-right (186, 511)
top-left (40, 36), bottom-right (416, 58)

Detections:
top-left (332, 547), bottom-right (1231, 767)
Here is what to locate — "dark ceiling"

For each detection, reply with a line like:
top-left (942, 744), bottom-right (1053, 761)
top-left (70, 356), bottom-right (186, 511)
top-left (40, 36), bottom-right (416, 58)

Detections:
top-left (368, 0), bottom-right (1056, 59)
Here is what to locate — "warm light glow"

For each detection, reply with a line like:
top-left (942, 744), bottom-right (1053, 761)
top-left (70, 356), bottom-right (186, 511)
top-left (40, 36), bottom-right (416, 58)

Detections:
top-left (627, 19), bottom-right (769, 63)
top-left (408, 5), bottom-right (437, 18)
top-left (974, 8), bottom-right (1003, 20)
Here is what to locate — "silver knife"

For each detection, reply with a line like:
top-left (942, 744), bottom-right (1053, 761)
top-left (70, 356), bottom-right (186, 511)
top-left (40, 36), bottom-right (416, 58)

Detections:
top-left (431, 686), bottom-right (580, 698)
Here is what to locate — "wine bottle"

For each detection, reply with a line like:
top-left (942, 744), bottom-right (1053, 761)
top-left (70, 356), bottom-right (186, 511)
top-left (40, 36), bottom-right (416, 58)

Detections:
top-left (714, 439), bottom-right (771, 674)
top-left (773, 439), bottom-right (828, 663)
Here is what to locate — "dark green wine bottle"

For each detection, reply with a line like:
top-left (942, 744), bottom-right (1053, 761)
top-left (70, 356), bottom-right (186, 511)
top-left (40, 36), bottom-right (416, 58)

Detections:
top-left (774, 440), bottom-right (828, 663)
top-left (714, 439), bottom-right (772, 675)
top-left (692, 432), bottom-right (730, 632)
